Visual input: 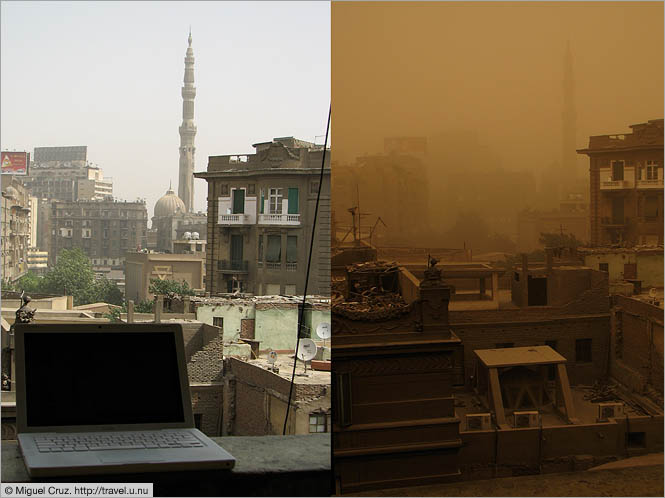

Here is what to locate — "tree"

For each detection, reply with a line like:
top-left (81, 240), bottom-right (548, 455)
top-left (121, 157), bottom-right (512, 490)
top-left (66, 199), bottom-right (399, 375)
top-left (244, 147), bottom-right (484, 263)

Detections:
top-left (1, 279), bottom-right (16, 292)
top-left (149, 278), bottom-right (195, 297)
top-left (15, 272), bottom-right (44, 295)
top-left (134, 300), bottom-right (155, 313)
top-left (41, 248), bottom-right (96, 306)
top-left (539, 232), bottom-right (582, 249)
top-left (80, 277), bottom-right (124, 306)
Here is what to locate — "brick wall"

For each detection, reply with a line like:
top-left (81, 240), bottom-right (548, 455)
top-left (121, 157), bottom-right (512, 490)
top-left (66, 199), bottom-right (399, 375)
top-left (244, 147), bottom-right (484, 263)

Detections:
top-left (190, 383), bottom-right (223, 436)
top-left (451, 314), bottom-right (610, 386)
top-left (611, 295), bottom-right (664, 395)
top-left (223, 357), bottom-right (330, 436)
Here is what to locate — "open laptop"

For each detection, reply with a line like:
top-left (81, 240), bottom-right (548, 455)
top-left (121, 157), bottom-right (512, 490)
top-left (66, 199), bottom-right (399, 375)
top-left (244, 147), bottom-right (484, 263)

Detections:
top-left (15, 322), bottom-right (235, 477)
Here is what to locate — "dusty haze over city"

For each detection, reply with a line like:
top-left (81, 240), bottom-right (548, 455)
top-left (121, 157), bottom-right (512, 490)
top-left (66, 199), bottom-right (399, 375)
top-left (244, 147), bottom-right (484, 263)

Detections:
top-left (1, 1), bottom-right (330, 220)
top-left (332, 1), bottom-right (663, 249)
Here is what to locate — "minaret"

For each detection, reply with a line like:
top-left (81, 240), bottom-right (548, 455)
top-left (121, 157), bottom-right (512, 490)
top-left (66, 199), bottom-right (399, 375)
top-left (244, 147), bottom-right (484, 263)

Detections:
top-left (178, 29), bottom-right (196, 213)
top-left (561, 40), bottom-right (577, 194)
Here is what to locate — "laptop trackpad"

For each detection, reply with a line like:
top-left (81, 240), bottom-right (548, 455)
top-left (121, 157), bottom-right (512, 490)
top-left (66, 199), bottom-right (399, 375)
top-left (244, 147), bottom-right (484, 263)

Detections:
top-left (98, 451), bottom-right (165, 463)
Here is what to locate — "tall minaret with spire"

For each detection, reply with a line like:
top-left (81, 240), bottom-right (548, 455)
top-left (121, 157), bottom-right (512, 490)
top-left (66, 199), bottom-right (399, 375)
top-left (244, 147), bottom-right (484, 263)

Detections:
top-left (561, 40), bottom-right (577, 194)
top-left (178, 28), bottom-right (196, 212)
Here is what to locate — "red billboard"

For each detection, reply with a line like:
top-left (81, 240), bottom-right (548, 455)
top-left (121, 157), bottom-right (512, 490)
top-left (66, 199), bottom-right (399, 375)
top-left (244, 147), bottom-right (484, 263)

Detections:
top-left (1, 151), bottom-right (29, 175)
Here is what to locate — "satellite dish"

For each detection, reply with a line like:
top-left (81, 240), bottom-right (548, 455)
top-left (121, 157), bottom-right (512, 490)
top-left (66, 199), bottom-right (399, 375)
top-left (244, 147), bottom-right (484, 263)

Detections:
top-left (183, 231), bottom-right (192, 240)
top-left (267, 350), bottom-right (277, 364)
top-left (192, 231), bottom-right (200, 240)
top-left (316, 322), bottom-right (331, 340)
top-left (649, 288), bottom-right (657, 298)
top-left (297, 338), bottom-right (317, 362)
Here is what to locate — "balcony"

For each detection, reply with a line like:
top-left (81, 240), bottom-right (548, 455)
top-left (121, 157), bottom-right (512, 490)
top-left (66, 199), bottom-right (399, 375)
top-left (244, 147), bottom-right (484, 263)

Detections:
top-left (286, 262), bottom-right (297, 272)
top-left (636, 179), bottom-right (664, 189)
top-left (217, 259), bottom-right (249, 273)
top-left (258, 213), bottom-right (300, 226)
top-left (266, 262), bottom-right (281, 270)
top-left (600, 180), bottom-right (631, 190)
top-left (218, 213), bottom-right (251, 225)
top-left (601, 217), bottom-right (627, 227)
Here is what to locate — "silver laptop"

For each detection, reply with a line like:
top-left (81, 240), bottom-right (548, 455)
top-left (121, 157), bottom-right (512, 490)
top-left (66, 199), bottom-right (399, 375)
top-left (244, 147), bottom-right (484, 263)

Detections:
top-left (15, 322), bottom-right (235, 477)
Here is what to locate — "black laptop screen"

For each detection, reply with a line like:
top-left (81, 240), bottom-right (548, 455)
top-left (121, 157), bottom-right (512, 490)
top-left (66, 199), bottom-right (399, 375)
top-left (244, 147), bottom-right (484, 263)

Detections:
top-left (24, 331), bottom-right (186, 427)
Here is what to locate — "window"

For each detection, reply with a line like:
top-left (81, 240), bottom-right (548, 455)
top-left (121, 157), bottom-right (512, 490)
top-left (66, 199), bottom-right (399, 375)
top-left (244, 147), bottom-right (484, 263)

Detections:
top-left (257, 235), bottom-right (264, 262)
top-left (286, 236), bottom-right (297, 263)
top-left (309, 413), bottom-right (327, 433)
top-left (611, 160), bottom-right (624, 181)
top-left (266, 235), bottom-right (281, 263)
top-left (644, 196), bottom-right (659, 219)
top-left (626, 432), bottom-right (646, 448)
top-left (575, 339), bottom-right (592, 363)
top-left (646, 161), bottom-right (659, 180)
top-left (269, 188), bottom-right (283, 214)
top-left (599, 263), bottom-right (609, 272)
top-left (213, 317), bottom-right (223, 329)
top-left (232, 188), bottom-right (245, 214)
top-left (287, 188), bottom-right (299, 214)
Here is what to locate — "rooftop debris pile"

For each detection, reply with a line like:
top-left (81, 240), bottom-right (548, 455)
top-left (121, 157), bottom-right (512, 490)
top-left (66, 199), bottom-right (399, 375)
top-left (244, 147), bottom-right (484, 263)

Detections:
top-left (333, 261), bottom-right (412, 321)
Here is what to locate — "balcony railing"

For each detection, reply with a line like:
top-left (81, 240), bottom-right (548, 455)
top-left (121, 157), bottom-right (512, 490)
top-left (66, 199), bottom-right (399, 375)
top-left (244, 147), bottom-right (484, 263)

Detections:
top-left (218, 213), bottom-right (250, 225)
top-left (636, 179), bottom-right (664, 189)
top-left (266, 262), bottom-right (281, 270)
top-left (601, 217), bottom-right (628, 227)
top-left (258, 213), bottom-right (300, 225)
top-left (600, 180), bottom-right (631, 190)
top-left (286, 262), bottom-right (297, 272)
top-left (217, 260), bottom-right (249, 272)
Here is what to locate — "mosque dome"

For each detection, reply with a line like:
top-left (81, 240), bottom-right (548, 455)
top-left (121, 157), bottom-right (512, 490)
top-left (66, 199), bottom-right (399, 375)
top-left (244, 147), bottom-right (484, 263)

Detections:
top-left (4, 186), bottom-right (18, 199)
top-left (154, 185), bottom-right (186, 218)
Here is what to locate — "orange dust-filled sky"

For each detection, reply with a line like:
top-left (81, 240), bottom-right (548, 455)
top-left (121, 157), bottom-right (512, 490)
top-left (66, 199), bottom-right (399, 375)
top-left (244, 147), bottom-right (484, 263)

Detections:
top-left (332, 1), bottom-right (664, 170)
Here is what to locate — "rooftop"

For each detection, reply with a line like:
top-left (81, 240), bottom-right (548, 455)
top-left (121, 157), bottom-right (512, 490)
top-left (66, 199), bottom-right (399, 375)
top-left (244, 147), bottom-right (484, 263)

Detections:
top-left (246, 353), bottom-right (331, 386)
top-left (475, 345), bottom-right (566, 368)
top-left (577, 119), bottom-right (664, 153)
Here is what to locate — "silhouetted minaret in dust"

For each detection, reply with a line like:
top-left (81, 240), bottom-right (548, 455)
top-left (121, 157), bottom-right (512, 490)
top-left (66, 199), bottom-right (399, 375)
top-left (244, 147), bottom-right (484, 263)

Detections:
top-left (561, 41), bottom-right (577, 193)
top-left (178, 28), bottom-right (196, 213)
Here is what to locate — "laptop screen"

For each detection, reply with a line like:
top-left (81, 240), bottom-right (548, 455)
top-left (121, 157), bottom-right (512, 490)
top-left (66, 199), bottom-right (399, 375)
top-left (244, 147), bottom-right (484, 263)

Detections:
top-left (24, 331), bottom-right (186, 428)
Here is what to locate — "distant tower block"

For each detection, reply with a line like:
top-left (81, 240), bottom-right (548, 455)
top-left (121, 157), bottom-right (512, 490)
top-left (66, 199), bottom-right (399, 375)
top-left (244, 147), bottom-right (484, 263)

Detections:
top-left (561, 41), bottom-right (577, 190)
top-left (179, 29), bottom-right (197, 213)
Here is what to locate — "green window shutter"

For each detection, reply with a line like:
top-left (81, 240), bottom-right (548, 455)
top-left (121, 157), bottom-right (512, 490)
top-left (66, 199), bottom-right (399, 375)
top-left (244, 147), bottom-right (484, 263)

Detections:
top-left (260, 190), bottom-right (265, 214)
top-left (232, 189), bottom-right (245, 214)
top-left (286, 236), bottom-right (297, 263)
top-left (288, 188), bottom-right (299, 214)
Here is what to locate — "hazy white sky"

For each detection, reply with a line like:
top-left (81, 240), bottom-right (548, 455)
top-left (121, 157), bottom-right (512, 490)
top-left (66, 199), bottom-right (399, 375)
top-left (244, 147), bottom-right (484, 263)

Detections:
top-left (1, 1), bottom-right (330, 218)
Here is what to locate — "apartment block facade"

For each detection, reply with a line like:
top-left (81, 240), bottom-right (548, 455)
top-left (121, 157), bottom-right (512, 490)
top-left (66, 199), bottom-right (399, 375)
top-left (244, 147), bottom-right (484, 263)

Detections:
top-left (1, 176), bottom-right (32, 282)
top-left (195, 137), bottom-right (330, 296)
top-left (577, 119), bottom-right (664, 246)
top-left (22, 146), bottom-right (113, 202)
top-left (49, 199), bottom-right (148, 267)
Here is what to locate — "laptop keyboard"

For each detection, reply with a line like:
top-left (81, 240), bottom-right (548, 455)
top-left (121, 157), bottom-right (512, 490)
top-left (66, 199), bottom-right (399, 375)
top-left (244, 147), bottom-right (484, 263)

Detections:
top-left (34, 432), bottom-right (205, 453)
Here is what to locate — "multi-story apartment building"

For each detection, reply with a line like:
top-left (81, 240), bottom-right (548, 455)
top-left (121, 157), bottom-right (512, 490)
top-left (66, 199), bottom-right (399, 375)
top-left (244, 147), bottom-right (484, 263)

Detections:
top-left (22, 146), bottom-right (113, 202)
top-left (49, 199), bottom-right (148, 268)
top-left (1, 176), bottom-right (32, 282)
top-left (577, 119), bottom-right (664, 246)
top-left (195, 137), bottom-right (330, 296)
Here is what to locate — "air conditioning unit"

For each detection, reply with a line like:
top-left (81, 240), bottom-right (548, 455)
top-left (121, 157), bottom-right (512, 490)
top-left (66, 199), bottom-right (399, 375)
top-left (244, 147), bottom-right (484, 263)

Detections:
top-left (466, 413), bottom-right (492, 431)
top-left (513, 411), bottom-right (539, 428)
top-left (597, 402), bottom-right (624, 422)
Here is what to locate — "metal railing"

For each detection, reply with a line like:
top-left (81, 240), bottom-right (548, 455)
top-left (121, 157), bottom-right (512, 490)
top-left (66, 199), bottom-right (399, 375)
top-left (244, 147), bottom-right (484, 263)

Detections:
top-left (217, 260), bottom-right (249, 272)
